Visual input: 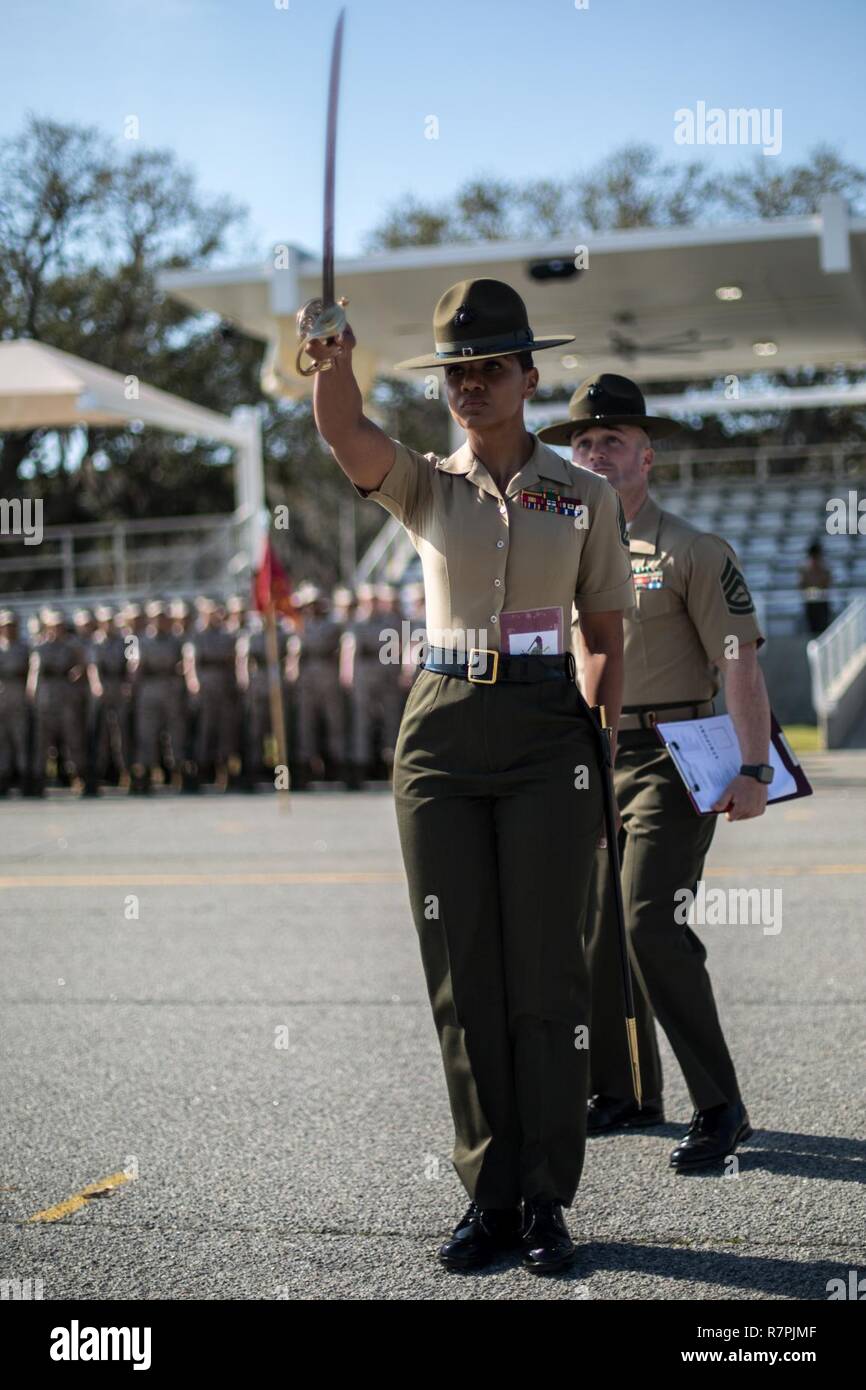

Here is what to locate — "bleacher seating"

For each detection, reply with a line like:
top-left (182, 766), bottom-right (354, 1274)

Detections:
top-left (652, 478), bottom-right (866, 637)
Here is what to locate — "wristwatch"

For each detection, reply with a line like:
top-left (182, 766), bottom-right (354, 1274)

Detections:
top-left (739, 763), bottom-right (774, 784)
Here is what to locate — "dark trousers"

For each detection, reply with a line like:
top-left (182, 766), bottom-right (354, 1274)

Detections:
top-left (393, 669), bottom-right (604, 1208)
top-left (584, 731), bottom-right (741, 1111)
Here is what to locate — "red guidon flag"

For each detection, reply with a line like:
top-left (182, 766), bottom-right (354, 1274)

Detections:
top-left (253, 539), bottom-right (300, 620)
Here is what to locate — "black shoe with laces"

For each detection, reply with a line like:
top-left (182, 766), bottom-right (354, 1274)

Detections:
top-left (437, 1201), bottom-right (522, 1270)
top-left (587, 1093), bottom-right (664, 1133)
top-left (520, 1198), bottom-right (576, 1274)
top-left (669, 1100), bottom-right (753, 1169)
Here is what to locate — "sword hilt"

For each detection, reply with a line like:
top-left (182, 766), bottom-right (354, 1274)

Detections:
top-left (295, 297), bottom-right (350, 377)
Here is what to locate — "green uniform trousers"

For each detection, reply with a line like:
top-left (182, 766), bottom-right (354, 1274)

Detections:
top-left (584, 730), bottom-right (741, 1111)
top-left (393, 668), bottom-right (604, 1209)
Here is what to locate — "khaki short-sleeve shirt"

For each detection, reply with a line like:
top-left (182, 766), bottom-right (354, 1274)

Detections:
top-left (581, 493), bottom-right (764, 706)
top-left (352, 435), bottom-right (634, 653)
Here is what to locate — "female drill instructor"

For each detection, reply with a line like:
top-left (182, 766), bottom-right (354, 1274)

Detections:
top-left (306, 278), bottom-right (634, 1274)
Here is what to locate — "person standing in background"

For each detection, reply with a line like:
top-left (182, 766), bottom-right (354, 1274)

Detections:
top-left (87, 605), bottom-right (131, 789)
top-left (798, 539), bottom-right (833, 635)
top-left (27, 610), bottom-right (89, 796)
top-left (0, 610), bottom-right (30, 796)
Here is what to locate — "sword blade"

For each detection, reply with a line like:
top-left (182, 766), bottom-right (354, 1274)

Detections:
top-left (322, 8), bottom-right (345, 308)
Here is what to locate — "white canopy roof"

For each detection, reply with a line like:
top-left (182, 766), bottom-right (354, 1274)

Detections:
top-left (159, 196), bottom-right (866, 400)
top-left (0, 339), bottom-right (249, 441)
top-left (0, 340), bottom-right (264, 556)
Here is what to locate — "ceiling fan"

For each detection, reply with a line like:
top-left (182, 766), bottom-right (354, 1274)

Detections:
top-left (599, 312), bottom-right (733, 361)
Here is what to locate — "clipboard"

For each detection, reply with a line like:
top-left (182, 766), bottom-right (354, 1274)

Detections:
top-left (654, 711), bottom-right (813, 815)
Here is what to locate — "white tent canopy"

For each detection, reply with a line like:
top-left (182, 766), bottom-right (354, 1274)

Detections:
top-left (0, 339), bottom-right (264, 561)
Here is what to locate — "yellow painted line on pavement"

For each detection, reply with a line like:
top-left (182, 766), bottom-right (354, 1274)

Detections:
top-left (0, 871), bottom-right (403, 888)
top-left (26, 1170), bottom-right (133, 1224)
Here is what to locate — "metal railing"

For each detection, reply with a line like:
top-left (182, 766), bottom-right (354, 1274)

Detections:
top-left (806, 596), bottom-right (866, 715)
top-left (650, 441), bottom-right (866, 486)
top-left (0, 510), bottom-right (251, 608)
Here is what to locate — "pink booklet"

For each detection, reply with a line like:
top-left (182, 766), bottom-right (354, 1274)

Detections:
top-left (499, 606), bottom-right (563, 655)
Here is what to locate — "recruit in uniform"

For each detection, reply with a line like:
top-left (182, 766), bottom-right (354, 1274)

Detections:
top-left (539, 373), bottom-right (772, 1169)
top-left (87, 605), bottom-right (131, 788)
top-left (293, 587), bottom-right (348, 788)
top-left (130, 602), bottom-right (187, 793)
top-left (27, 609), bottom-right (89, 794)
top-left (304, 278), bottom-right (634, 1274)
top-left (0, 610), bottom-right (30, 795)
top-left (340, 582), bottom-right (404, 784)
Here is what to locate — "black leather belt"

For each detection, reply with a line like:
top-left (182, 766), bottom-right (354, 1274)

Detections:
top-left (422, 646), bottom-right (576, 685)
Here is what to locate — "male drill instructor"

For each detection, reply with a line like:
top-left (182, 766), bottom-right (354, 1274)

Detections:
top-left (539, 374), bottom-right (772, 1169)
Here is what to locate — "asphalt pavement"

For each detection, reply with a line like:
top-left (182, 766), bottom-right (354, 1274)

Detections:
top-left (1, 754), bottom-right (864, 1301)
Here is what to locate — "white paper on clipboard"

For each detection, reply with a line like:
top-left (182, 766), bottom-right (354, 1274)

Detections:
top-left (656, 714), bottom-right (797, 812)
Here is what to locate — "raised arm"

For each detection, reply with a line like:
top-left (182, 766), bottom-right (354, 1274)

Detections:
top-left (306, 325), bottom-right (396, 491)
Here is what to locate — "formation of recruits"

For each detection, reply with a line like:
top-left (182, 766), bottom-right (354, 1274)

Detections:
top-left (0, 583), bottom-right (426, 796)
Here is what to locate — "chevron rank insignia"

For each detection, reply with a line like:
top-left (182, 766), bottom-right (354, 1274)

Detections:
top-left (720, 556), bottom-right (755, 614)
top-left (519, 488), bottom-right (584, 517)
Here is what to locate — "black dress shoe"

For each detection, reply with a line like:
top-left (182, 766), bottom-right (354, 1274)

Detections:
top-left (669, 1100), bottom-right (753, 1169)
top-left (587, 1093), bottom-right (664, 1133)
top-left (520, 1199), bottom-right (576, 1274)
top-left (438, 1201), bottom-right (522, 1270)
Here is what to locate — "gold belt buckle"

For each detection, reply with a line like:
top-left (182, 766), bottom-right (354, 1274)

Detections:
top-left (468, 647), bottom-right (499, 684)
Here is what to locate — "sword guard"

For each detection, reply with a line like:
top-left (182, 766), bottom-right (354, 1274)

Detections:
top-left (295, 297), bottom-right (350, 376)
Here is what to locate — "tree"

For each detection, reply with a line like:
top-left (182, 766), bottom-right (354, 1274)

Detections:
top-left (362, 143), bottom-right (866, 451)
top-left (0, 114), bottom-right (447, 592)
top-left (0, 114), bottom-right (253, 522)
top-left (717, 144), bottom-right (866, 220)
top-left (363, 142), bottom-right (866, 249)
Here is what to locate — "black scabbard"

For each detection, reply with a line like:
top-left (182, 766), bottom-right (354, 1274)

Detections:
top-left (588, 703), bottom-right (642, 1106)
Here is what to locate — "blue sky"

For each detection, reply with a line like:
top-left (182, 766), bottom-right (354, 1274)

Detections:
top-left (2, 0), bottom-right (865, 262)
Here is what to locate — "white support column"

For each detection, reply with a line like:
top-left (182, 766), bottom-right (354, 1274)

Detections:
top-left (231, 405), bottom-right (266, 577)
top-left (819, 193), bottom-right (850, 274)
top-left (269, 243), bottom-right (302, 316)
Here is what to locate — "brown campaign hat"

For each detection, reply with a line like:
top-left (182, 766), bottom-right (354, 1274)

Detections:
top-left (536, 373), bottom-right (682, 445)
top-left (393, 278), bottom-right (574, 371)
